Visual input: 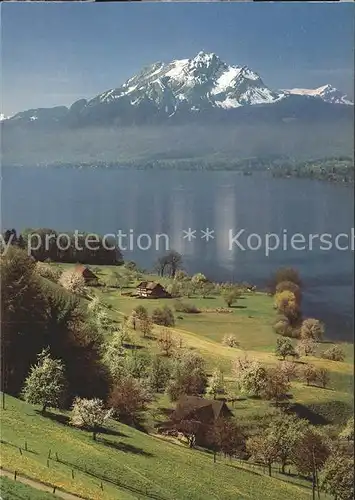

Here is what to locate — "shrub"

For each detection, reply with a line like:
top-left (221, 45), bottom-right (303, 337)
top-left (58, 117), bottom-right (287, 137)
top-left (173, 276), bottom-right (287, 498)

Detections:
top-left (35, 262), bottom-right (61, 282)
top-left (302, 364), bottom-right (318, 386)
top-left (222, 334), bottom-right (239, 348)
top-left (273, 318), bottom-right (298, 338)
top-left (300, 318), bottom-right (324, 341)
top-left (275, 337), bottom-right (297, 360)
top-left (276, 281), bottom-right (302, 305)
top-left (59, 270), bottom-right (86, 295)
top-left (321, 345), bottom-right (345, 362)
top-left (158, 328), bottom-right (176, 356)
top-left (174, 300), bottom-right (200, 314)
top-left (152, 306), bottom-right (175, 327)
top-left (109, 377), bottom-right (152, 424)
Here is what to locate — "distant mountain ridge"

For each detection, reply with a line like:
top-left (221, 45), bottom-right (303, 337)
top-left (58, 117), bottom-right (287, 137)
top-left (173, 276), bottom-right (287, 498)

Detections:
top-left (2, 51), bottom-right (353, 128)
top-left (2, 52), bottom-right (353, 166)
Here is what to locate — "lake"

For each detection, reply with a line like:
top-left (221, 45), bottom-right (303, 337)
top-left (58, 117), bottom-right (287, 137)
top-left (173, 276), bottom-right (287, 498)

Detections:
top-left (1, 167), bottom-right (353, 342)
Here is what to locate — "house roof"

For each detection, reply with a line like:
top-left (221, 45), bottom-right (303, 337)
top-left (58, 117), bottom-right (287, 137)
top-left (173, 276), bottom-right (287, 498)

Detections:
top-left (137, 281), bottom-right (163, 290)
top-left (172, 396), bottom-right (231, 422)
top-left (74, 265), bottom-right (98, 278)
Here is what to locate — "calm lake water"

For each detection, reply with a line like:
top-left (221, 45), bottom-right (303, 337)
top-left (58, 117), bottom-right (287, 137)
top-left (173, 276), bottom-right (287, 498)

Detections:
top-left (1, 167), bottom-right (354, 342)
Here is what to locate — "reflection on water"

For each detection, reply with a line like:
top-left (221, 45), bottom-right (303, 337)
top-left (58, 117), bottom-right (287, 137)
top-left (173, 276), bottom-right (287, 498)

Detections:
top-left (2, 167), bottom-right (353, 341)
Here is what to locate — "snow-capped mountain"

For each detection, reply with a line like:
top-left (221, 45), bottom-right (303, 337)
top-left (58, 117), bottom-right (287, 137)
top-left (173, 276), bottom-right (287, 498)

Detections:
top-left (89, 51), bottom-right (284, 115)
top-left (284, 84), bottom-right (353, 105)
top-left (3, 51), bottom-right (353, 128)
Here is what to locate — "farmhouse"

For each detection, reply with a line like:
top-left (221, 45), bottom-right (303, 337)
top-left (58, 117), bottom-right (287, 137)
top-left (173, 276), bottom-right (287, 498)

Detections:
top-left (136, 281), bottom-right (170, 298)
top-left (160, 396), bottom-right (232, 446)
top-left (74, 265), bottom-right (99, 286)
top-left (172, 395), bottom-right (232, 425)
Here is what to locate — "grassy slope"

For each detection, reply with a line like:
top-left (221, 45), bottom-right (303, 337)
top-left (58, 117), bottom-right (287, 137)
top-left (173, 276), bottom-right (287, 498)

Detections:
top-left (90, 265), bottom-right (353, 420)
top-left (1, 396), bottom-right (313, 500)
top-left (1, 476), bottom-right (57, 500)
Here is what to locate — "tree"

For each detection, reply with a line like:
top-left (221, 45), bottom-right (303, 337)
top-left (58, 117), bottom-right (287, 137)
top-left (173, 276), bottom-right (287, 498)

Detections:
top-left (174, 270), bottom-right (188, 281)
top-left (222, 287), bottom-right (241, 308)
top-left (272, 267), bottom-right (302, 289)
top-left (233, 357), bottom-right (267, 397)
top-left (70, 397), bottom-right (113, 441)
top-left (148, 355), bottom-right (172, 392)
top-left (208, 368), bottom-right (225, 399)
top-left (1, 247), bottom-right (48, 395)
top-left (222, 334), bottom-right (239, 348)
top-left (138, 316), bottom-right (153, 338)
top-left (59, 270), bottom-right (86, 295)
top-left (108, 270), bottom-right (130, 292)
top-left (102, 330), bottom-right (126, 381)
top-left (276, 281), bottom-right (302, 305)
top-left (262, 367), bottom-right (290, 404)
top-left (296, 337), bottom-right (317, 357)
top-left (152, 306), bottom-right (175, 327)
top-left (155, 251), bottom-right (182, 278)
top-left (35, 262), bottom-right (61, 283)
top-left (124, 350), bottom-right (152, 379)
top-left (133, 305), bottom-right (148, 322)
top-left (300, 318), bottom-right (324, 342)
top-left (274, 291), bottom-right (300, 323)
top-left (191, 273), bottom-right (208, 285)
top-left (158, 328), bottom-right (176, 357)
top-left (279, 360), bottom-right (298, 382)
top-left (316, 367), bottom-right (330, 389)
top-left (339, 416), bottom-right (354, 441)
top-left (321, 345), bottom-right (345, 362)
top-left (275, 337), bottom-right (297, 360)
top-left (22, 348), bottom-right (66, 413)
top-left (266, 413), bottom-right (308, 474)
top-left (246, 434), bottom-right (278, 477)
top-left (208, 418), bottom-right (245, 461)
top-left (174, 418), bottom-right (201, 448)
top-left (273, 318), bottom-right (295, 338)
top-left (87, 295), bottom-right (102, 316)
top-left (166, 282), bottom-right (183, 298)
top-left (291, 426), bottom-right (331, 498)
top-left (167, 351), bottom-right (208, 401)
top-left (194, 281), bottom-right (215, 299)
top-left (321, 452), bottom-right (354, 500)
top-left (109, 377), bottom-right (152, 425)
top-left (302, 364), bottom-right (318, 386)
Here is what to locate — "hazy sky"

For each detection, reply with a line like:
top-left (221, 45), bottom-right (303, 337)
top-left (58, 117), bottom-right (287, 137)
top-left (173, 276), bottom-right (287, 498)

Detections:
top-left (1, 2), bottom-right (354, 116)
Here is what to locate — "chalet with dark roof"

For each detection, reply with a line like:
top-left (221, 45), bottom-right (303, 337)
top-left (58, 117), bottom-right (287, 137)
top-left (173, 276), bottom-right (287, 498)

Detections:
top-left (172, 395), bottom-right (232, 425)
top-left (136, 281), bottom-right (170, 298)
top-left (159, 396), bottom-right (232, 446)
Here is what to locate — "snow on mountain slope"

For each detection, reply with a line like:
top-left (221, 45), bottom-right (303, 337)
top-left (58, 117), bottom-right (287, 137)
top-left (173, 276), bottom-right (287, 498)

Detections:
top-left (3, 51), bottom-right (352, 127)
top-left (284, 84), bottom-right (353, 105)
top-left (91, 51), bottom-right (284, 114)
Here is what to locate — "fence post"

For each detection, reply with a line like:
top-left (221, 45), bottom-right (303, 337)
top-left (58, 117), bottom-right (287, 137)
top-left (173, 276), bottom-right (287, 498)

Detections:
top-left (19, 447), bottom-right (22, 455)
top-left (24, 441), bottom-right (28, 451)
top-left (56, 452), bottom-right (59, 461)
top-left (100, 481), bottom-right (103, 490)
top-left (48, 449), bottom-right (51, 459)
top-left (14, 471), bottom-right (17, 481)
top-left (72, 469), bottom-right (74, 479)
top-left (53, 486), bottom-right (56, 494)
top-left (47, 459), bottom-right (50, 468)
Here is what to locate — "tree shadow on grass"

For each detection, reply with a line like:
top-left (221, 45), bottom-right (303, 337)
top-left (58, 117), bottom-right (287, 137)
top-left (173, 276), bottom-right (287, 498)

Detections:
top-left (287, 403), bottom-right (329, 425)
top-left (98, 437), bottom-right (153, 457)
top-left (38, 411), bottom-right (127, 437)
top-left (230, 305), bottom-right (247, 309)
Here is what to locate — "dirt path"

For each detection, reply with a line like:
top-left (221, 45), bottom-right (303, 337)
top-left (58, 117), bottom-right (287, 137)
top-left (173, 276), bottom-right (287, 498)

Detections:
top-left (0, 468), bottom-right (87, 500)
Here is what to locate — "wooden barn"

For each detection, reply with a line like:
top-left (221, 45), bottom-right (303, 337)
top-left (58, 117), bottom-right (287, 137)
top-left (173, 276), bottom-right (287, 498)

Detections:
top-left (160, 396), bottom-right (232, 446)
top-left (74, 265), bottom-right (99, 286)
top-left (172, 396), bottom-right (232, 425)
top-left (136, 281), bottom-right (170, 298)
